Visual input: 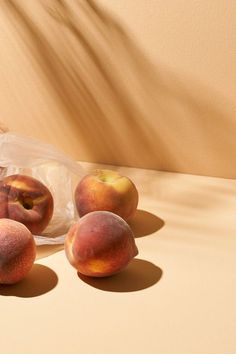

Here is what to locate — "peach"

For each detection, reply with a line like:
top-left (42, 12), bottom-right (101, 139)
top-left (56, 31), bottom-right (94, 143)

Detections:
top-left (0, 219), bottom-right (36, 284)
top-left (74, 169), bottom-right (139, 221)
top-left (0, 174), bottom-right (54, 234)
top-left (65, 211), bottom-right (138, 277)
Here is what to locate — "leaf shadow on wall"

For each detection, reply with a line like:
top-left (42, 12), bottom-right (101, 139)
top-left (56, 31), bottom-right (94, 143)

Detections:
top-left (3, 0), bottom-right (236, 177)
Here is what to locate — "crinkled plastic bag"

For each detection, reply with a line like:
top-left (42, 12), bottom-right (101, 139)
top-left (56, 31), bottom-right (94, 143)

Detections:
top-left (0, 132), bottom-right (85, 245)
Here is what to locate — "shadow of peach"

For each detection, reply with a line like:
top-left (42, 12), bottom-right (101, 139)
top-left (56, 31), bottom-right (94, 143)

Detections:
top-left (78, 258), bottom-right (162, 292)
top-left (0, 264), bottom-right (58, 297)
top-left (128, 209), bottom-right (165, 237)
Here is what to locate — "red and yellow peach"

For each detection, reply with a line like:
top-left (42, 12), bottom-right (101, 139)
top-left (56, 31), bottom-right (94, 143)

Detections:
top-left (0, 174), bottom-right (54, 234)
top-left (74, 169), bottom-right (139, 221)
top-left (65, 211), bottom-right (138, 277)
top-left (0, 218), bottom-right (36, 284)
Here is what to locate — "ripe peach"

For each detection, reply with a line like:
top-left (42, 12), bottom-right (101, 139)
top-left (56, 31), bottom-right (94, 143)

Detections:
top-left (0, 174), bottom-right (54, 234)
top-left (74, 169), bottom-right (139, 221)
top-left (65, 211), bottom-right (138, 277)
top-left (0, 219), bottom-right (36, 284)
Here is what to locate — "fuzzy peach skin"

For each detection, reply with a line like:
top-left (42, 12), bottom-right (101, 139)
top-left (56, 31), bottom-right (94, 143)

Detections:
top-left (74, 169), bottom-right (139, 221)
top-left (0, 174), bottom-right (54, 234)
top-left (65, 211), bottom-right (138, 277)
top-left (0, 219), bottom-right (36, 284)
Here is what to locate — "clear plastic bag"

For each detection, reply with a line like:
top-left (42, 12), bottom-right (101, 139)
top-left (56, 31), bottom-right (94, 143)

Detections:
top-left (0, 132), bottom-right (85, 245)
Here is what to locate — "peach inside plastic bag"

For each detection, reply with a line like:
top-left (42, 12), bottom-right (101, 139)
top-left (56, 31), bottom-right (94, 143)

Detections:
top-left (0, 132), bottom-right (85, 245)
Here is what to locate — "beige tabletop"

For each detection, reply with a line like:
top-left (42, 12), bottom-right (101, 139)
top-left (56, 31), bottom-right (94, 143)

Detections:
top-left (0, 162), bottom-right (235, 354)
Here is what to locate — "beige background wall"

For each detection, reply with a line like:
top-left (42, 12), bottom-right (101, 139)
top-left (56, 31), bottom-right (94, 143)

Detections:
top-left (0, 0), bottom-right (236, 178)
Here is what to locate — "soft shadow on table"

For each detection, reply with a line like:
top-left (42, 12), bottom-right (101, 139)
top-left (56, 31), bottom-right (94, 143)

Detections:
top-left (128, 209), bottom-right (165, 238)
top-left (78, 258), bottom-right (162, 292)
top-left (36, 244), bottom-right (64, 260)
top-left (0, 264), bottom-right (58, 298)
